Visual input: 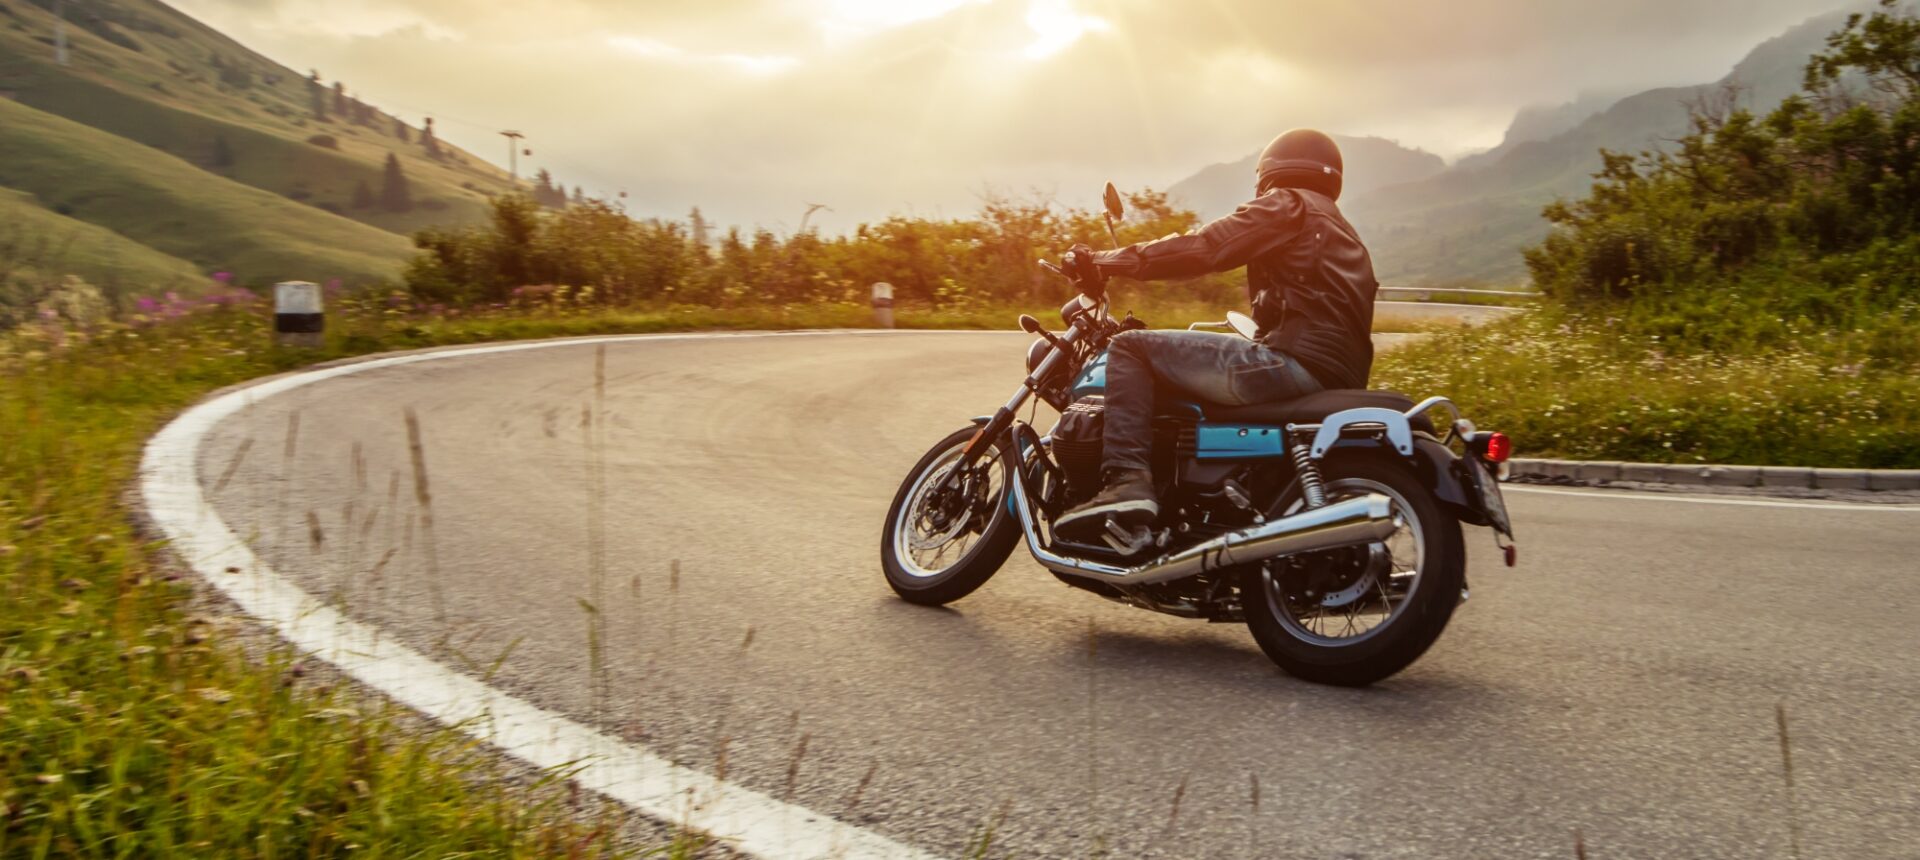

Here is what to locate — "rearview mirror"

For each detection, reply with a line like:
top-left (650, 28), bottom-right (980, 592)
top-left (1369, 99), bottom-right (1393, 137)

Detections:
top-left (1102, 182), bottom-right (1124, 222)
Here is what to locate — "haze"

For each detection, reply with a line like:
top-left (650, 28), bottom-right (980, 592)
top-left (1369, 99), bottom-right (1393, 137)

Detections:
top-left (173, 0), bottom-right (1852, 231)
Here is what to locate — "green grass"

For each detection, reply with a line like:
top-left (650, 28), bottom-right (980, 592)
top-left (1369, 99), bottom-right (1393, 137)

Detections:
top-left (0, 187), bottom-right (206, 299)
top-left (346, 295), bottom-right (1429, 349)
top-left (0, 306), bottom-right (711, 856)
top-left (0, 97), bottom-right (413, 288)
top-left (1374, 310), bottom-right (1920, 468)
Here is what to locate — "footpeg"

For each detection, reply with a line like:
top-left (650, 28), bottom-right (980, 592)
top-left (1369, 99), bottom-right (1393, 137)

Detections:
top-left (1101, 518), bottom-right (1165, 556)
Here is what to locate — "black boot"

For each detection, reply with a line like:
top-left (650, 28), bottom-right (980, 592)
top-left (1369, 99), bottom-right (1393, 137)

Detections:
top-left (1055, 468), bottom-right (1159, 543)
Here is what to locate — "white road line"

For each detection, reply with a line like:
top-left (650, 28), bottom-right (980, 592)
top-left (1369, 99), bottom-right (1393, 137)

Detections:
top-left (1505, 484), bottom-right (1920, 512)
top-left (139, 331), bottom-right (946, 860)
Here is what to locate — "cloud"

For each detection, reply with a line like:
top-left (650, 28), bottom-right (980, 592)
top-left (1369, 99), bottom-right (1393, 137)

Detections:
top-left (170, 0), bottom-right (1857, 230)
top-left (606, 35), bottom-right (799, 75)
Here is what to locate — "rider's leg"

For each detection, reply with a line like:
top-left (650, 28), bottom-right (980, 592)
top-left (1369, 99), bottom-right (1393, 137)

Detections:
top-left (1055, 330), bottom-right (1322, 542)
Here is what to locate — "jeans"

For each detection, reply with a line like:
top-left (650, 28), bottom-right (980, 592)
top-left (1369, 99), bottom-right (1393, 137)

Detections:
top-left (1101, 329), bottom-right (1322, 474)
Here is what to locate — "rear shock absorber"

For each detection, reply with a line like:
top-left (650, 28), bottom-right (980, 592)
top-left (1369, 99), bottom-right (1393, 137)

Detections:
top-left (1290, 438), bottom-right (1327, 509)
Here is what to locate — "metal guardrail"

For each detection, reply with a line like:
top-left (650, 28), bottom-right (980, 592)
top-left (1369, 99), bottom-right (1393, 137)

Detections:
top-left (1378, 287), bottom-right (1539, 299)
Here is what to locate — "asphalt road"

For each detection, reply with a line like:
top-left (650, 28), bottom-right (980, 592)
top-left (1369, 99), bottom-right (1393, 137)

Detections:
top-left (198, 331), bottom-right (1920, 859)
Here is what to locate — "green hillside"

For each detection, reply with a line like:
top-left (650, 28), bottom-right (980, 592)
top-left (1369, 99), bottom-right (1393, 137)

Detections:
top-left (0, 96), bottom-right (414, 286)
top-left (0, 186), bottom-right (204, 299)
top-left (0, 0), bottom-right (514, 234)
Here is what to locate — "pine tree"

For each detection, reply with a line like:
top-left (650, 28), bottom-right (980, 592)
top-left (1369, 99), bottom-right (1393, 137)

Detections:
top-left (352, 179), bottom-right (375, 209)
top-left (308, 71), bottom-right (328, 121)
top-left (572, 186), bottom-right (586, 205)
top-left (421, 117), bottom-right (442, 160)
top-left (532, 169), bottom-right (569, 208)
top-left (211, 135), bottom-right (234, 169)
top-left (395, 118), bottom-right (411, 142)
top-left (332, 82), bottom-right (347, 115)
top-left (380, 153), bottom-right (412, 212)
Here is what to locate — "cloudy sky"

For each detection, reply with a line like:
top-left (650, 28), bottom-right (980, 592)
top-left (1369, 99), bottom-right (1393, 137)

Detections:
top-left (173, 0), bottom-right (1852, 231)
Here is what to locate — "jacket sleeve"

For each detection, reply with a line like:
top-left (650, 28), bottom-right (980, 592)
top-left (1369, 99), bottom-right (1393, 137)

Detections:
top-left (1090, 189), bottom-right (1312, 280)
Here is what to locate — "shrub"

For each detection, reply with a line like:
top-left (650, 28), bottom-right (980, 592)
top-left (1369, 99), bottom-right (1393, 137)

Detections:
top-left (304, 134), bottom-right (338, 150)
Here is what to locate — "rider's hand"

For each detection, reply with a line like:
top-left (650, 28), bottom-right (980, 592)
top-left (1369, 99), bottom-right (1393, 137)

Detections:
top-left (1063, 243), bottom-right (1105, 296)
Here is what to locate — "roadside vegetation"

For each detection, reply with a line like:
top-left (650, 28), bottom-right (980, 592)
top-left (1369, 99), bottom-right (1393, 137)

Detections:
top-left (1381, 1), bottom-right (1920, 468)
top-left (404, 187), bottom-right (1252, 310)
top-left (0, 294), bottom-right (766, 857)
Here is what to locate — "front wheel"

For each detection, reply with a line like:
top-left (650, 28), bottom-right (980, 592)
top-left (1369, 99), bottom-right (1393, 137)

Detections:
top-left (1245, 454), bottom-right (1465, 686)
top-left (881, 427), bottom-right (1022, 605)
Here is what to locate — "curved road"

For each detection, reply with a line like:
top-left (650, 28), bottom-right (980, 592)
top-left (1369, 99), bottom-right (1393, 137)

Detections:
top-left (195, 332), bottom-right (1919, 859)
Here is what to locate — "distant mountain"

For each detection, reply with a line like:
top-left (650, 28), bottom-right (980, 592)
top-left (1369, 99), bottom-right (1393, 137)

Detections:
top-left (0, 0), bottom-right (522, 294)
top-left (1167, 135), bottom-right (1446, 221)
top-left (1452, 91), bottom-right (1626, 173)
top-left (1341, 8), bottom-right (1860, 285)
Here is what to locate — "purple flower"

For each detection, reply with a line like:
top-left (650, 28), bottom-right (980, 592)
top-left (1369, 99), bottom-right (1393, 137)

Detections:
top-left (212, 271), bottom-right (233, 284)
top-left (135, 296), bottom-right (159, 313)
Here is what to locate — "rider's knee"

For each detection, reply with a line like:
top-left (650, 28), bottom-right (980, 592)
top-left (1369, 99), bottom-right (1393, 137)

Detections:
top-left (1110, 328), bottom-right (1149, 356)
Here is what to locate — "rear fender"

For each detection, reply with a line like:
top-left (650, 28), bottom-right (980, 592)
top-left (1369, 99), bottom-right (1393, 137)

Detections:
top-left (1311, 422), bottom-right (1488, 528)
top-left (1411, 436), bottom-right (1491, 527)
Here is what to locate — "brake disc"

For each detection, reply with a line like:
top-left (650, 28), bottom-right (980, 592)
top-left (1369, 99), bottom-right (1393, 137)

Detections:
top-left (909, 465), bottom-right (979, 551)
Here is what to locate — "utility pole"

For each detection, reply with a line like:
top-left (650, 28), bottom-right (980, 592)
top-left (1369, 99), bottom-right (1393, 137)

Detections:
top-left (52, 0), bottom-right (69, 66)
top-left (500, 130), bottom-right (524, 183)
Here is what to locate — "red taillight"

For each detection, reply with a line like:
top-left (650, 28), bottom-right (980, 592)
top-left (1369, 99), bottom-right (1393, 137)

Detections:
top-left (1483, 431), bottom-right (1512, 463)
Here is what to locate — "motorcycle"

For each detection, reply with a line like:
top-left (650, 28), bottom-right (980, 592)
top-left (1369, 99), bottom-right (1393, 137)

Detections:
top-left (879, 185), bottom-right (1517, 686)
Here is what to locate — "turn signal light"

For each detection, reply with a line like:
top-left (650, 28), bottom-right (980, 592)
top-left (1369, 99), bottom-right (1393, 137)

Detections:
top-left (1483, 431), bottom-right (1512, 463)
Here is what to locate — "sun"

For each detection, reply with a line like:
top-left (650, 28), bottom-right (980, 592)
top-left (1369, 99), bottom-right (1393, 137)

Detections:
top-left (1023, 0), bottom-right (1109, 60)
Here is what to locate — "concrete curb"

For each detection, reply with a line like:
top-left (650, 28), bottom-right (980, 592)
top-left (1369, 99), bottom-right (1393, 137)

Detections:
top-left (1509, 458), bottom-right (1920, 492)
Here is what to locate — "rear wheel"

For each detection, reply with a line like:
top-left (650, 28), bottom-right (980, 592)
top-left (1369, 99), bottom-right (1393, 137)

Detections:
top-left (1244, 455), bottom-right (1464, 686)
top-left (881, 427), bottom-right (1022, 605)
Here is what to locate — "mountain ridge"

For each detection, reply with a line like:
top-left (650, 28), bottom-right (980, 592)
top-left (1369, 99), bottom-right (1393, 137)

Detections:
top-left (1166, 134), bottom-right (1446, 221)
top-left (1165, 6), bottom-right (1864, 285)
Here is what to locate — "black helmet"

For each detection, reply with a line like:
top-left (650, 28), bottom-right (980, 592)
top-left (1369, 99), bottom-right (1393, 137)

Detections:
top-left (1255, 129), bottom-right (1343, 200)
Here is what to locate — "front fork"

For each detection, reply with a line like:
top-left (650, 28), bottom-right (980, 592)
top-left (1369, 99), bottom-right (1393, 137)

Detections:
top-left (953, 324), bottom-right (1080, 473)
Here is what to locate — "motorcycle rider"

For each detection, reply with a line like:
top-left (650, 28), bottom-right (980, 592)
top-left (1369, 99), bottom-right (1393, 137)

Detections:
top-left (1053, 129), bottom-right (1380, 544)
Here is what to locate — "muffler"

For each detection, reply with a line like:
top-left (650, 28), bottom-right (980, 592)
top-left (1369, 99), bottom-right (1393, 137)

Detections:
top-left (1012, 480), bottom-right (1397, 586)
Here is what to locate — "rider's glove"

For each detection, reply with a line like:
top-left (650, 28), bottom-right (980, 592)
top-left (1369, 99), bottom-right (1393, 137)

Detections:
top-left (1063, 243), bottom-right (1105, 296)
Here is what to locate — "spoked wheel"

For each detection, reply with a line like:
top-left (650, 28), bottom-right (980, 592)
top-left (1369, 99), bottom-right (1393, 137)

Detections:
top-left (1244, 455), bottom-right (1464, 686)
top-left (880, 427), bottom-right (1022, 605)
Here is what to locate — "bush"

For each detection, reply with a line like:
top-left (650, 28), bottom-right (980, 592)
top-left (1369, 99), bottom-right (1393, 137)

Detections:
top-left (405, 188), bottom-right (1225, 310)
top-left (1528, 1), bottom-right (1920, 332)
top-left (305, 134), bottom-right (338, 150)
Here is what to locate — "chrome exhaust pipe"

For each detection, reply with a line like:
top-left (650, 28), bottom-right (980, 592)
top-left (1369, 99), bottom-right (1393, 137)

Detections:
top-left (1009, 465), bottom-right (1396, 586)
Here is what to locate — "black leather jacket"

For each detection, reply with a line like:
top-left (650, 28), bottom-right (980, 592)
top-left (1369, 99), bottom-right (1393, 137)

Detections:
top-left (1089, 188), bottom-right (1379, 391)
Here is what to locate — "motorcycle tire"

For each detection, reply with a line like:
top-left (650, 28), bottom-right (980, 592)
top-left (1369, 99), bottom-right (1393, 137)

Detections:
top-left (881, 427), bottom-right (1023, 606)
top-left (1245, 453), bottom-right (1466, 686)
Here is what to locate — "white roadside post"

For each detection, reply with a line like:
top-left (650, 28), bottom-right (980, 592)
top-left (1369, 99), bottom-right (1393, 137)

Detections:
top-left (273, 281), bottom-right (324, 348)
top-left (871, 281), bottom-right (895, 329)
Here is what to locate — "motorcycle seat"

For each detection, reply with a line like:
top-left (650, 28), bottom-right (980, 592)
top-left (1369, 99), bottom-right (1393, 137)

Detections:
top-left (1202, 390), bottom-right (1437, 435)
